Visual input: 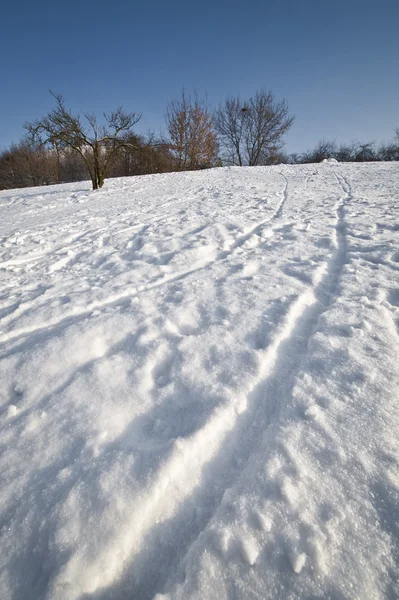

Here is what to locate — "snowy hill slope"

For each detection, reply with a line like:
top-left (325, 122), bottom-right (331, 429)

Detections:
top-left (0, 163), bottom-right (399, 599)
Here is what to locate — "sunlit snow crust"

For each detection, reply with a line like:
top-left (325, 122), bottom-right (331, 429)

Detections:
top-left (1, 163), bottom-right (399, 599)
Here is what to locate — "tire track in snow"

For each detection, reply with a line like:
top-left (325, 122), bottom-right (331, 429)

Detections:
top-left (0, 176), bottom-right (290, 348)
top-left (70, 179), bottom-right (349, 599)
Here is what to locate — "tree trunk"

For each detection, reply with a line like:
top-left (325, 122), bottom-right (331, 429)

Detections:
top-left (92, 143), bottom-right (103, 189)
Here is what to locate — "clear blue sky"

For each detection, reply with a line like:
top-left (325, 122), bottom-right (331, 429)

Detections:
top-left (1, 0), bottom-right (398, 154)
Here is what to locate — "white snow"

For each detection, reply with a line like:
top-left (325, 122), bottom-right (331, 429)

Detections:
top-left (0, 163), bottom-right (399, 599)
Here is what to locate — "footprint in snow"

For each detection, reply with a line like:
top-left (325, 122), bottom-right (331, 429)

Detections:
top-left (216, 530), bottom-right (260, 566)
top-left (315, 236), bottom-right (332, 249)
top-left (232, 261), bottom-right (259, 279)
top-left (152, 354), bottom-right (175, 388)
top-left (387, 289), bottom-right (399, 308)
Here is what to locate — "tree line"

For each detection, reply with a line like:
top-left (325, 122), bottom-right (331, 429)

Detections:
top-left (288, 136), bottom-right (399, 165)
top-left (0, 89), bottom-right (397, 190)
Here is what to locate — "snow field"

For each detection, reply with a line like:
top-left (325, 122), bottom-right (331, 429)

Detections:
top-left (0, 163), bottom-right (399, 599)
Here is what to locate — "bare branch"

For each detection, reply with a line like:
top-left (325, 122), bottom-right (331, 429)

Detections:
top-left (165, 91), bottom-right (218, 170)
top-left (24, 92), bottom-right (142, 189)
top-left (214, 89), bottom-right (294, 166)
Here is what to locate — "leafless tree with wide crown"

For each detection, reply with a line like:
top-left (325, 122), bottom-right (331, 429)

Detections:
top-left (214, 89), bottom-right (294, 166)
top-left (25, 92), bottom-right (142, 190)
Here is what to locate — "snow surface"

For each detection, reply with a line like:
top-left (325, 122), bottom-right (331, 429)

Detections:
top-left (1, 163), bottom-right (399, 599)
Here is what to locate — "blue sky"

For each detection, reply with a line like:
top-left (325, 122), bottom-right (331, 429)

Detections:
top-left (1, 0), bottom-right (398, 154)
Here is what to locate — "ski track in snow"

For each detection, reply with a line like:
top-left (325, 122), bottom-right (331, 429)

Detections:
top-left (104, 171), bottom-right (350, 598)
top-left (0, 172), bottom-right (288, 347)
top-left (0, 164), bottom-right (399, 600)
top-left (70, 171), bottom-right (349, 599)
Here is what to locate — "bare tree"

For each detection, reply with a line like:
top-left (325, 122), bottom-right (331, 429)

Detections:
top-left (107, 131), bottom-right (177, 177)
top-left (0, 134), bottom-right (59, 189)
top-left (214, 89), bottom-right (294, 166)
top-left (213, 96), bottom-right (245, 166)
top-left (25, 92), bottom-right (141, 189)
top-left (377, 128), bottom-right (399, 162)
top-left (378, 142), bottom-right (399, 162)
top-left (165, 91), bottom-right (218, 170)
top-left (300, 139), bottom-right (338, 163)
top-left (298, 139), bottom-right (381, 164)
top-left (354, 142), bottom-right (377, 162)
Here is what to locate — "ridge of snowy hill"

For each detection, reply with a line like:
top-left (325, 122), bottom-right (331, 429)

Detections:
top-left (0, 164), bottom-right (399, 600)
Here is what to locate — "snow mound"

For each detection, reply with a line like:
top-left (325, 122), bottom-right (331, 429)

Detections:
top-left (322, 157), bottom-right (339, 163)
top-left (0, 164), bottom-right (399, 600)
